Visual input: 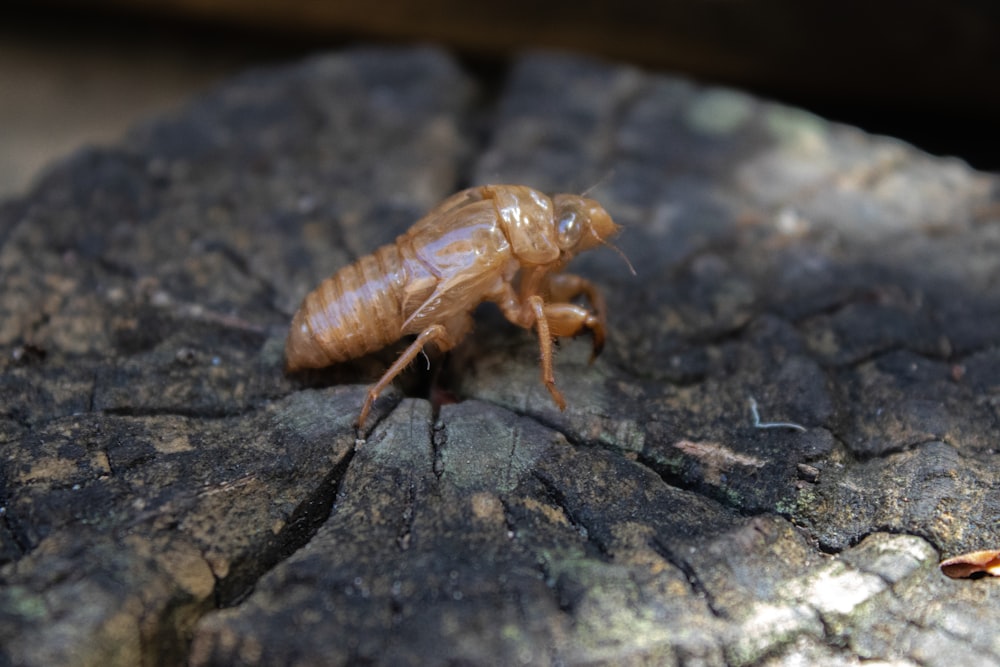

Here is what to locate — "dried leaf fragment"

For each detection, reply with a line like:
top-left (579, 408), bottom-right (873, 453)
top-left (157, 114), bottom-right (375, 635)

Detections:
top-left (940, 550), bottom-right (1000, 578)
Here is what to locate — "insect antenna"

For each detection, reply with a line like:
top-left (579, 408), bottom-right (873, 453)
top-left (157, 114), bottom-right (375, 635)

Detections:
top-left (580, 169), bottom-right (616, 198)
top-left (600, 236), bottom-right (637, 276)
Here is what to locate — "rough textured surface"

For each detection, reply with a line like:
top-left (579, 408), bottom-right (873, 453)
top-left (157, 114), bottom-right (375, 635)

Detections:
top-left (1, 47), bottom-right (999, 666)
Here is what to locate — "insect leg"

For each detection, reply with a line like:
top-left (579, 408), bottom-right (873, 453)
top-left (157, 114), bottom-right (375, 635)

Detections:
top-left (543, 273), bottom-right (606, 316)
top-left (540, 273), bottom-right (607, 360)
top-left (492, 284), bottom-right (567, 411)
top-left (540, 303), bottom-right (605, 362)
top-left (526, 295), bottom-right (567, 411)
top-left (358, 323), bottom-right (455, 428)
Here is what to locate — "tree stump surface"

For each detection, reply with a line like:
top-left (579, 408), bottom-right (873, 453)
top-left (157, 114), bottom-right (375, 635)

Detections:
top-left (1, 47), bottom-right (999, 666)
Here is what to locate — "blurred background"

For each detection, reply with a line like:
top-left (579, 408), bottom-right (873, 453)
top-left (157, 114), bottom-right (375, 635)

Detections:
top-left (2, 0), bottom-right (998, 200)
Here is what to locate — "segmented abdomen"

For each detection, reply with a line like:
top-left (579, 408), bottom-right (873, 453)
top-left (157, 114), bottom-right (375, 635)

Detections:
top-left (285, 244), bottom-right (412, 371)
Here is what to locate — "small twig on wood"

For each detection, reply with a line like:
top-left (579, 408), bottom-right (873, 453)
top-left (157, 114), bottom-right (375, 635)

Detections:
top-left (748, 397), bottom-right (807, 432)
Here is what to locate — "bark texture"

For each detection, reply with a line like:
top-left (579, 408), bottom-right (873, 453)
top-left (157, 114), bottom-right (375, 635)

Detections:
top-left (1, 47), bottom-right (999, 666)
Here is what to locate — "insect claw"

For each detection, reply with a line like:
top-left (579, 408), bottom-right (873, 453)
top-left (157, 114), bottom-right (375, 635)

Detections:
top-left (591, 332), bottom-right (605, 362)
top-left (547, 384), bottom-right (567, 411)
top-left (357, 390), bottom-right (378, 430)
top-left (589, 316), bottom-right (605, 362)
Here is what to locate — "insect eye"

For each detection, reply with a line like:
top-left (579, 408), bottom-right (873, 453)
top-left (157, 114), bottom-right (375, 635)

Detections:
top-left (557, 208), bottom-right (583, 249)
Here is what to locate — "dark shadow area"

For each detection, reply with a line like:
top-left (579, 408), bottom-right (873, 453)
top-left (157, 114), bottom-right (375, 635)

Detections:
top-left (3, 1), bottom-right (998, 185)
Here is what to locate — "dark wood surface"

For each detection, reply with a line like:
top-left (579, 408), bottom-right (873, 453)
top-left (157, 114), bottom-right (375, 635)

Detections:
top-left (1, 47), bottom-right (999, 666)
